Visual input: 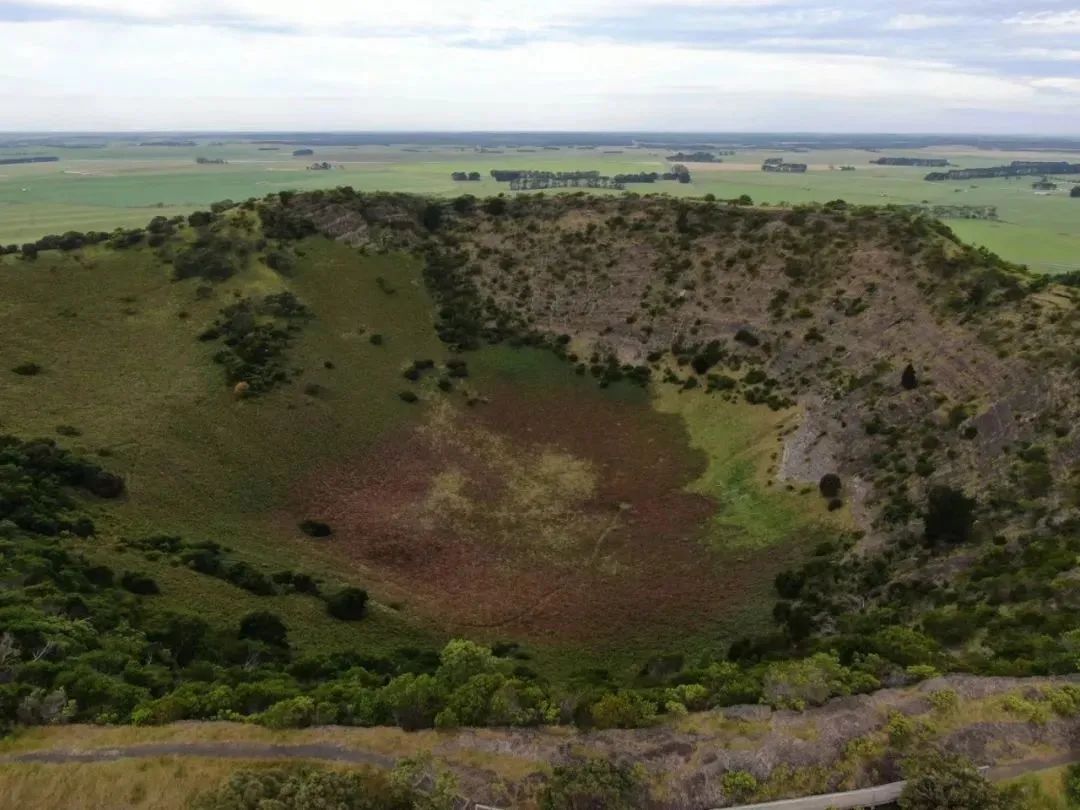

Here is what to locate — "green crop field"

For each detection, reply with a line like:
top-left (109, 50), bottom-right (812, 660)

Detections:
top-left (2, 140), bottom-right (1078, 273)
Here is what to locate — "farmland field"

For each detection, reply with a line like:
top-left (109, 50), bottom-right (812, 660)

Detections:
top-left (2, 138), bottom-right (1078, 273)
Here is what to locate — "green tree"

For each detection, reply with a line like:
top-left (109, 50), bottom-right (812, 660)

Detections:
top-left (900, 754), bottom-right (1015, 810)
top-left (436, 639), bottom-right (504, 688)
top-left (382, 673), bottom-right (446, 730)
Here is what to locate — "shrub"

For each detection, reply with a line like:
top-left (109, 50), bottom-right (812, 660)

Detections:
top-left (11, 362), bottom-right (43, 376)
top-left (774, 570), bottom-right (804, 599)
top-left (762, 653), bottom-right (849, 710)
top-left (172, 243), bottom-right (237, 282)
top-left (239, 611), bottom-right (288, 647)
top-left (264, 250), bottom-right (295, 274)
top-left (928, 689), bottom-right (959, 713)
top-left (83, 469), bottom-right (125, 498)
top-left (819, 473), bottom-right (842, 498)
top-left (1065, 763), bottom-right (1080, 804)
top-left (734, 328), bottom-right (760, 347)
top-left (540, 758), bottom-right (645, 810)
top-left (901, 363), bottom-right (918, 389)
top-left (590, 691), bottom-right (655, 729)
top-left (399, 391), bottom-right (419, 403)
top-left (193, 765), bottom-right (416, 810)
top-left (886, 710), bottom-right (915, 745)
top-left (421, 202), bottom-right (443, 231)
top-left (899, 754), bottom-right (1009, 810)
top-left (722, 770), bottom-right (759, 803)
top-left (120, 572), bottom-right (160, 595)
top-left (326, 587), bottom-right (368, 620)
top-left (924, 486), bottom-right (977, 545)
top-left (299, 520), bottom-right (332, 538)
top-left (258, 696), bottom-right (315, 729)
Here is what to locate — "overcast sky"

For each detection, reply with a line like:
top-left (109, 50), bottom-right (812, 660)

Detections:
top-left (2, 0), bottom-right (1080, 132)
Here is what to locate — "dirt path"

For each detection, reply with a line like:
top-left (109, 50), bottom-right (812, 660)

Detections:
top-left (987, 751), bottom-right (1079, 781)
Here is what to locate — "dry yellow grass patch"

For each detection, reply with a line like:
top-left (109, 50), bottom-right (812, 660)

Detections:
top-left (0, 757), bottom-right (245, 810)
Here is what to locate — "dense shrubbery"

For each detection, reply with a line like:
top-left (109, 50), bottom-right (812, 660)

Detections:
top-left (540, 758), bottom-right (645, 810)
top-left (0, 435), bottom-right (122, 536)
top-left (172, 237), bottom-right (239, 282)
top-left (193, 763), bottom-right (435, 810)
top-left (199, 292), bottom-right (312, 394)
top-left (15, 229), bottom-right (112, 257)
top-left (258, 195), bottom-right (318, 240)
top-left (900, 754), bottom-right (1022, 810)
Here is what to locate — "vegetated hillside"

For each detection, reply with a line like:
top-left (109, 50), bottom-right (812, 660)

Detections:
top-left (284, 187), bottom-right (1080, 675)
top-left (0, 187), bottom-right (1077, 765)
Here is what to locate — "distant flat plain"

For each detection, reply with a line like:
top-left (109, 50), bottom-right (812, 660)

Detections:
top-left (1, 140), bottom-right (1077, 273)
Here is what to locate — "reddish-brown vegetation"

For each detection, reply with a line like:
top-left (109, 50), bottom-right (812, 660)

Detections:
top-left (291, 386), bottom-right (797, 644)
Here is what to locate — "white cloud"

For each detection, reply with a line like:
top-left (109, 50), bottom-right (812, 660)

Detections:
top-left (1014, 46), bottom-right (1080, 61)
top-left (0, 19), bottom-right (1047, 130)
top-left (17, 0), bottom-right (786, 36)
top-left (1007, 10), bottom-right (1080, 32)
top-left (884, 14), bottom-right (963, 30)
top-left (1, 2), bottom-right (1079, 131)
top-left (1031, 76), bottom-right (1080, 92)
